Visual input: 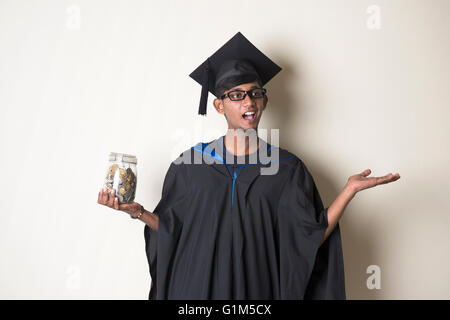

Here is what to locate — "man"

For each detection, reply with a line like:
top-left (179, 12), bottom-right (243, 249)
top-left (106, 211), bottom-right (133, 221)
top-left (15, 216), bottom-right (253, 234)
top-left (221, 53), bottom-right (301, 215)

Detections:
top-left (97, 32), bottom-right (400, 299)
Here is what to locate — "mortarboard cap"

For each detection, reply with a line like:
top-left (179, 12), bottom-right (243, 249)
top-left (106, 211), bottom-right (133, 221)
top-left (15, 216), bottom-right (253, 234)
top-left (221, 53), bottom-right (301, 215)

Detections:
top-left (189, 32), bottom-right (282, 115)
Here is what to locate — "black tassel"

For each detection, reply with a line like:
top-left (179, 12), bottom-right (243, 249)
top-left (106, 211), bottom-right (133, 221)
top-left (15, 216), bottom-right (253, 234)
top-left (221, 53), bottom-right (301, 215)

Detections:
top-left (198, 58), bottom-right (210, 115)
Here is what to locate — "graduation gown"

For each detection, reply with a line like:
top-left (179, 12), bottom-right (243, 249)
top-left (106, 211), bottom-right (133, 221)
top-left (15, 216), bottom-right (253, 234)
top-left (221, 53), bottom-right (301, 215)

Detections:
top-left (144, 135), bottom-right (346, 299)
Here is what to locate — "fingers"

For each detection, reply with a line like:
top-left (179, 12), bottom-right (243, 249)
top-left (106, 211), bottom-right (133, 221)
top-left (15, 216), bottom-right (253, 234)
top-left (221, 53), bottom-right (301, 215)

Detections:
top-left (376, 173), bottom-right (401, 185)
top-left (108, 188), bottom-right (116, 207)
top-left (385, 172), bottom-right (400, 181)
top-left (98, 188), bottom-right (109, 204)
top-left (361, 169), bottom-right (371, 177)
top-left (97, 187), bottom-right (120, 210)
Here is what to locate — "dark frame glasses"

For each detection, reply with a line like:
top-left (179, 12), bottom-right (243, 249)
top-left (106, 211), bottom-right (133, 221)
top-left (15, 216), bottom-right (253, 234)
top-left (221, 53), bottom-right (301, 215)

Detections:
top-left (220, 88), bottom-right (267, 101)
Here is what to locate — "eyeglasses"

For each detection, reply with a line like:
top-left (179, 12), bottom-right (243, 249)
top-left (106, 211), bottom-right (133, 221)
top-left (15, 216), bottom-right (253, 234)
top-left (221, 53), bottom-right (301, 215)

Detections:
top-left (220, 88), bottom-right (267, 101)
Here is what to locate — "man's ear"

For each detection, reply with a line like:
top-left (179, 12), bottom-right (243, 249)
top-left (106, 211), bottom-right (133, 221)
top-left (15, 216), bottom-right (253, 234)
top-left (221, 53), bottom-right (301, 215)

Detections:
top-left (213, 98), bottom-right (225, 115)
top-left (262, 95), bottom-right (268, 111)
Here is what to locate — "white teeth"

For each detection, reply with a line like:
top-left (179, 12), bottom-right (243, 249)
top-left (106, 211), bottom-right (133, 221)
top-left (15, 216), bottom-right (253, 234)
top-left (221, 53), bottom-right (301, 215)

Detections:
top-left (244, 111), bottom-right (255, 116)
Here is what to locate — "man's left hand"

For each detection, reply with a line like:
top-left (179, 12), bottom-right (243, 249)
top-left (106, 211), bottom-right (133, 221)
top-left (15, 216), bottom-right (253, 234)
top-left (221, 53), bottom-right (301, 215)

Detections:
top-left (346, 169), bottom-right (400, 193)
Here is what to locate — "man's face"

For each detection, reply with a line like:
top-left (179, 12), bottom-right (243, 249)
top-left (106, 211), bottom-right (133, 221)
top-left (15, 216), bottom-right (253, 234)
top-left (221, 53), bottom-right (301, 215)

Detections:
top-left (213, 82), bottom-right (268, 131)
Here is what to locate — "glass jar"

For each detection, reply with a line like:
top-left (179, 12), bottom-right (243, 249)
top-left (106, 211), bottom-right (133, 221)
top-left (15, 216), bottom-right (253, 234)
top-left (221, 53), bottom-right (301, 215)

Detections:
top-left (103, 152), bottom-right (137, 204)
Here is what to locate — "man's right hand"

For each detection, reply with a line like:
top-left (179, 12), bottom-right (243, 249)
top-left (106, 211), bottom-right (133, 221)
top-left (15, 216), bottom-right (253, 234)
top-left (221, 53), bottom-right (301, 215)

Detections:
top-left (97, 188), bottom-right (142, 218)
top-left (98, 188), bottom-right (159, 231)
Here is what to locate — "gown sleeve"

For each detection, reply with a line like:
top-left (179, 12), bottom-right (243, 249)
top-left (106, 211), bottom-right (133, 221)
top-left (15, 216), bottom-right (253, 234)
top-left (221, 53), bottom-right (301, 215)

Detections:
top-left (144, 161), bottom-right (189, 299)
top-left (278, 160), bottom-right (346, 300)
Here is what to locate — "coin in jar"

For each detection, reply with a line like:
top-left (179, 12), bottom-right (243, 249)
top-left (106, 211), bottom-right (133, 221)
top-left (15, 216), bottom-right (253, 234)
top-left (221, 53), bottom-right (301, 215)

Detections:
top-left (109, 164), bottom-right (119, 175)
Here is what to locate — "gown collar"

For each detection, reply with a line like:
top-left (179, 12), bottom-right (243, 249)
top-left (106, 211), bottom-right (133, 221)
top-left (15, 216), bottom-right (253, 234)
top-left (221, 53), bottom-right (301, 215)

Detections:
top-left (206, 136), bottom-right (274, 197)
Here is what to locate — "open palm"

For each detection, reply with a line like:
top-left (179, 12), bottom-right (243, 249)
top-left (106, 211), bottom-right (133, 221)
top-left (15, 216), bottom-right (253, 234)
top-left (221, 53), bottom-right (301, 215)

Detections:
top-left (347, 169), bottom-right (400, 193)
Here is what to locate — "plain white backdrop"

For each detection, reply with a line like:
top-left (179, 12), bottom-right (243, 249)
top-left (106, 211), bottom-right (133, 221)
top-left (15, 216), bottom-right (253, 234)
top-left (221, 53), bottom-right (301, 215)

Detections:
top-left (0, 0), bottom-right (449, 299)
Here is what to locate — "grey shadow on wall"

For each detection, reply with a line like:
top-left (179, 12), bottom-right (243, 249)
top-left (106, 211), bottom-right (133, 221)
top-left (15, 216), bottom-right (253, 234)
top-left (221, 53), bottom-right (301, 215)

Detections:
top-left (262, 41), bottom-right (383, 299)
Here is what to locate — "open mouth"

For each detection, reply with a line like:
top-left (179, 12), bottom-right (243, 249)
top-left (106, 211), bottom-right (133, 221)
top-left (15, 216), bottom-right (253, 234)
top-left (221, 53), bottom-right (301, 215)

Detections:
top-left (242, 111), bottom-right (256, 121)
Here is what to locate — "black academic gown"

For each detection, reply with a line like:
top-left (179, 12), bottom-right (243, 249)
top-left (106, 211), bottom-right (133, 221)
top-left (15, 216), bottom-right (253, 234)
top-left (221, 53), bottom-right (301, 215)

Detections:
top-left (144, 135), bottom-right (346, 299)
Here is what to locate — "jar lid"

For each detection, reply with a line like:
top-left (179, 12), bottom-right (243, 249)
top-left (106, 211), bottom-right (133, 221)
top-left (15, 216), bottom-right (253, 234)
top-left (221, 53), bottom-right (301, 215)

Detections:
top-left (109, 152), bottom-right (137, 164)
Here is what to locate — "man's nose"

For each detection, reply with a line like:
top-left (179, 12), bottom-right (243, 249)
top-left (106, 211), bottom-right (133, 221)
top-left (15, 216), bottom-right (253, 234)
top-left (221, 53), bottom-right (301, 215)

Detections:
top-left (242, 92), bottom-right (255, 106)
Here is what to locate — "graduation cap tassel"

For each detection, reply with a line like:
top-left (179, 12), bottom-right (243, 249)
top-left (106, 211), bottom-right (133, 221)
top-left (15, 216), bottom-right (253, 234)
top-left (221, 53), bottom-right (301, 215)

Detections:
top-left (198, 58), bottom-right (210, 115)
